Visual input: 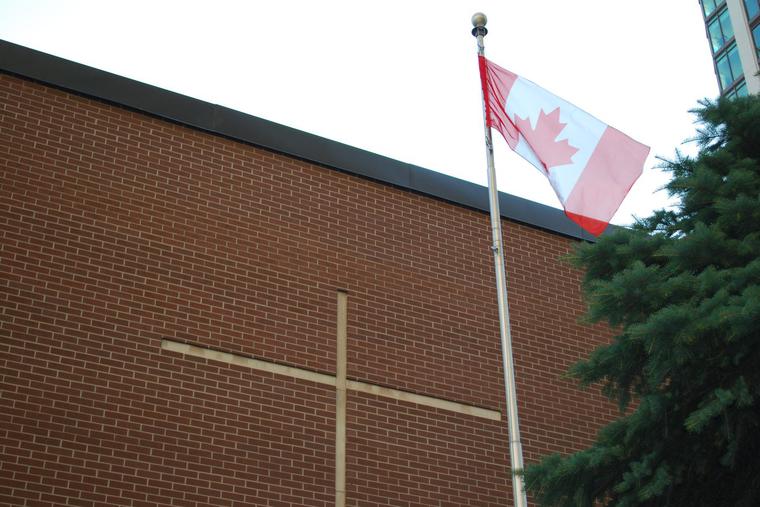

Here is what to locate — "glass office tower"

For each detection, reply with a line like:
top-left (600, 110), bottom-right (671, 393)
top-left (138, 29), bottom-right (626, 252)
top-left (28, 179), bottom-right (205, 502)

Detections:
top-left (701, 0), bottom-right (760, 97)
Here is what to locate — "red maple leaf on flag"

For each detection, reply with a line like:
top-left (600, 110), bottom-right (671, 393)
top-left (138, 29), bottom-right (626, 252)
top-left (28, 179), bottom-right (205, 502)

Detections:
top-left (514, 108), bottom-right (578, 171)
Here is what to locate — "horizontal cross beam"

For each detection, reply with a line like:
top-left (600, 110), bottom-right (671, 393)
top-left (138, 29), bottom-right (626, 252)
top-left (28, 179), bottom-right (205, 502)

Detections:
top-left (161, 339), bottom-right (500, 421)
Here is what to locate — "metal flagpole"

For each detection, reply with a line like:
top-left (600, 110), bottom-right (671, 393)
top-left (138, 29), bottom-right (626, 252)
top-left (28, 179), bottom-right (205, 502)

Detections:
top-left (471, 12), bottom-right (529, 507)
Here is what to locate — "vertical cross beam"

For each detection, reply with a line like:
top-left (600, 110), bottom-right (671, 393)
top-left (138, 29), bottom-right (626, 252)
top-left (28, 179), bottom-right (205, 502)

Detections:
top-left (335, 290), bottom-right (348, 507)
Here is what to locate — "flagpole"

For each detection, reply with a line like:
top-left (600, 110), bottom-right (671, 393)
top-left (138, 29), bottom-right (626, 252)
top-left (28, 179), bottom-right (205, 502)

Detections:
top-left (471, 13), bottom-right (529, 507)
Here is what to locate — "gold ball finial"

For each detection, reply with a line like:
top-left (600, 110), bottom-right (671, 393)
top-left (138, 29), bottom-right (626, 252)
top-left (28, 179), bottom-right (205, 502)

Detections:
top-left (471, 12), bottom-right (487, 28)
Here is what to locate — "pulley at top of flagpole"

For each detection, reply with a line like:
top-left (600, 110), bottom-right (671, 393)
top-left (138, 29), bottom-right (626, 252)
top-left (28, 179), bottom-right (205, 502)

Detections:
top-left (471, 12), bottom-right (487, 37)
top-left (471, 13), bottom-right (488, 56)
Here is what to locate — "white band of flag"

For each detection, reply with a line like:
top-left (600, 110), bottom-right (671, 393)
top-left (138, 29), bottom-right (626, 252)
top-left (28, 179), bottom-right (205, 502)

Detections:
top-left (478, 56), bottom-right (650, 236)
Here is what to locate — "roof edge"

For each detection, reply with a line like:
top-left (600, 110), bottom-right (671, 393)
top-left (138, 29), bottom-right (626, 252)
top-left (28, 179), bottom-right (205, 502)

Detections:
top-left (0, 39), bottom-right (599, 241)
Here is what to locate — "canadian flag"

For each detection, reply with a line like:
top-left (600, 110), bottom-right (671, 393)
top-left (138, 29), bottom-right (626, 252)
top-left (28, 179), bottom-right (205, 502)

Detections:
top-left (478, 55), bottom-right (650, 236)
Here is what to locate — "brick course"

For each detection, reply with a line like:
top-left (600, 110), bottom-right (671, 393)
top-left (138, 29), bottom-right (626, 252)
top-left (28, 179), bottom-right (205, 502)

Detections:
top-left (1, 72), bottom-right (616, 505)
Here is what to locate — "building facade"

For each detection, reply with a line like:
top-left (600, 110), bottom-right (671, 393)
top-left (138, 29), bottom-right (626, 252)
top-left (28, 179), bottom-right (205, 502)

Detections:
top-left (700, 0), bottom-right (760, 97)
top-left (1, 41), bottom-right (618, 506)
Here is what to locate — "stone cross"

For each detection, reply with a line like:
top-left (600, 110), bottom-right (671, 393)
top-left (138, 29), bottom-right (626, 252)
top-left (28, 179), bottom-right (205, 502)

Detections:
top-left (161, 291), bottom-right (501, 506)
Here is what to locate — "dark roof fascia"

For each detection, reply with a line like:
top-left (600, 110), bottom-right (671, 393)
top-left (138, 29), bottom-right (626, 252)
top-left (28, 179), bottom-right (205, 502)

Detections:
top-left (0, 39), bottom-right (601, 241)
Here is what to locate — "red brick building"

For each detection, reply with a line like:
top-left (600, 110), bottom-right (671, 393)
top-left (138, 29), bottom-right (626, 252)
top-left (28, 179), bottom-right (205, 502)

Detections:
top-left (1, 41), bottom-right (616, 506)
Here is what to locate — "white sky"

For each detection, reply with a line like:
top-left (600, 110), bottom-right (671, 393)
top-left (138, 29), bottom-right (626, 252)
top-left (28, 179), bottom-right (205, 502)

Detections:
top-left (0, 1), bottom-right (719, 225)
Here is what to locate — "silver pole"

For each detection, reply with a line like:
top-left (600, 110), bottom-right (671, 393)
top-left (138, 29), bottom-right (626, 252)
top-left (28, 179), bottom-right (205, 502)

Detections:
top-left (471, 12), bottom-right (528, 507)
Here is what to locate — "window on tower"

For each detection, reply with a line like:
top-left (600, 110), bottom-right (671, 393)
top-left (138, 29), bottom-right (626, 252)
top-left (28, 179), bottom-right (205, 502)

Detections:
top-left (744, 0), bottom-right (760, 22)
top-left (716, 43), bottom-right (743, 90)
top-left (702, 0), bottom-right (722, 18)
top-left (745, 0), bottom-right (760, 63)
top-left (725, 79), bottom-right (748, 99)
top-left (708, 7), bottom-right (735, 53)
top-left (736, 80), bottom-right (749, 97)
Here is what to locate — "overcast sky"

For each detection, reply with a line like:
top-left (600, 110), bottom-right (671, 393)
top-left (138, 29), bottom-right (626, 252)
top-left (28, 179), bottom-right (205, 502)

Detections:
top-left (0, 1), bottom-right (719, 225)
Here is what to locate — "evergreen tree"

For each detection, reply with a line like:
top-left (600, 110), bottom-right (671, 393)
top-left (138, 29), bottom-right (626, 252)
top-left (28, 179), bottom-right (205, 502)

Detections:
top-left (524, 95), bottom-right (760, 506)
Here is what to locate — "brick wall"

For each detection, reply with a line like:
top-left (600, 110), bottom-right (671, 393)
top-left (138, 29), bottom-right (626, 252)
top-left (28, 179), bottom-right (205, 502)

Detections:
top-left (1, 72), bottom-right (616, 506)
